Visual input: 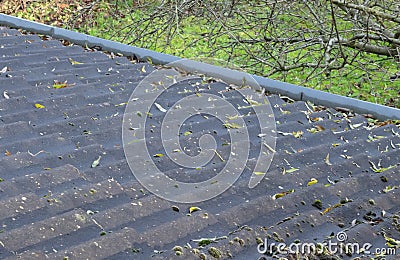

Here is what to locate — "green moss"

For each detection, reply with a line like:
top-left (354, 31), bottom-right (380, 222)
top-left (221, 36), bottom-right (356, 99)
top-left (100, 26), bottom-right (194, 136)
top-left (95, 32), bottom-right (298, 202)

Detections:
top-left (173, 246), bottom-right (183, 252)
top-left (312, 199), bottom-right (323, 210)
top-left (208, 247), bottom-right (222, 258)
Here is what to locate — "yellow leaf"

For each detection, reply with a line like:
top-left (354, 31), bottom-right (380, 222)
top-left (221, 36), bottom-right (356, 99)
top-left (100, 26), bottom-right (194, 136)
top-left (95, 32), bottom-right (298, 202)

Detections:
top-left (115, 102), bottom-right (128, 107)
top-left (292, 130), bottom-right (303, 138)
top-left (247, 98), bottom-right (262, 106)
top-left (141, 65), bottom-right (146, 73)
top-left (189, 206), bottom-right (201, 213)
top-left (223, 122), bottom-right (242, 129)
top-left (307, 127), bottom-right (318, 134)
top-left (253, 171), bottom-right (265, 175)
top-left (226, 115), bottom-right (239, 120)
top-left (154, 153), bottom-right (164, 157)
top-left (307, 178), bottom-right (318, 186)
top-left (69, 58), bottom-right (84, 65)
top-left (322, 206), bottom-right (333, 215)
top-left (272, 192), bottom-right (285, 200)
top-left (272, 189), bottom-right (294, 200)
top-left (35, 103), bottom-right (45, 109)
top-left (285, 167), bottom-right (299, 174)
top-left (384, 233), bottom-right (400, 248)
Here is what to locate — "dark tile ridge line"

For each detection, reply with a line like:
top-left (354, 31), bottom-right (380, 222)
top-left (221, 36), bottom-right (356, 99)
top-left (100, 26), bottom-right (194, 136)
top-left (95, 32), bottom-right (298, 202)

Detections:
top-left (0, 14), bottom-right (399, 120)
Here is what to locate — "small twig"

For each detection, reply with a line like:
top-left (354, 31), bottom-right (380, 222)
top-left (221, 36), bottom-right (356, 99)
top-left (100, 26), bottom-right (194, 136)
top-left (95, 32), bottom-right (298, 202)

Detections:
top-left (27, 150), bottom-right (49, 157)
top-left (213, 149), bottom-right (225, 162)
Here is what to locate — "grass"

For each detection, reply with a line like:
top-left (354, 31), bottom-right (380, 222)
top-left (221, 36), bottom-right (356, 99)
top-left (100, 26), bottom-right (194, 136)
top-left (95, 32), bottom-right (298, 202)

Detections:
top-left (1, 0), bottom-right (398, 108)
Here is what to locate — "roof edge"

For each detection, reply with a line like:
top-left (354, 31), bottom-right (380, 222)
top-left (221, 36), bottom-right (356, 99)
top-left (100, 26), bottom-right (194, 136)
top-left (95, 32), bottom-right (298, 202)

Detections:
top-left (1, 14), bottom-right (398, 120)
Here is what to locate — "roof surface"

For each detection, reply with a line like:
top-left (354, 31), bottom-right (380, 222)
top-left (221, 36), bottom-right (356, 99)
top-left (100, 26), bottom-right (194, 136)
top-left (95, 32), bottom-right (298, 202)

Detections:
top-left (0, 26), bottom-right (399, 260)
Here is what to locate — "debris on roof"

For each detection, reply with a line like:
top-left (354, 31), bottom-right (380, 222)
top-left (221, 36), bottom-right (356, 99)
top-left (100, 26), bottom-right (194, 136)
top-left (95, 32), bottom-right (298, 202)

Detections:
top-left (0, 26), bottom-right (399, 259)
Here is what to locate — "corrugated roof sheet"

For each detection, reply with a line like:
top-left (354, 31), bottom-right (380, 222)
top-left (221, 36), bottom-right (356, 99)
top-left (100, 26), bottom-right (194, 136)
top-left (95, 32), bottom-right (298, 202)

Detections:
top-left (0, 26), bottom-right (399, 259)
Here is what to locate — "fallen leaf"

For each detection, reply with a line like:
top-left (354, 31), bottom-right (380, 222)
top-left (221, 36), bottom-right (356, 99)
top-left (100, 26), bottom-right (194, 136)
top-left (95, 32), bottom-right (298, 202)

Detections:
top-left (272, 189), bottom-right (294, 200)
top-left (3, 91), bottom-right (9, 99)
top-left (223, 122), bottom-right (242, 129)
top-left (154, 153), bottom-right (164, 157)
top-left (307, 125), bottom-right (325, 133)
top-left (349, 123), bottom-right (363, 129)
top-left (322, 206), bottom-right (333, 215)
top-left (292, 130), bottom-right (303, 138)
top-left (272, 192), bottom-right (286, 200)
top-left (91, 156), bottom-right (101, 168)
top-left (5, 150), bottom-right (11, 156)
top-left (384, 233), bottom-right (400, 248)
top-left (246, 97), bottom-right (262, 106)
top-left (311, 117), bottom-right (322, 122)
top-left (227, 115), bottom-right (240, 120)
top-left (53, 83), bottom-right (67, 89)
top-left (53, 80), bottom-right (75, 89)
top-left (35, 103), bottom-right (45, 109)
top-left (307, 127), bottom-right (319, 134)
top-left (115, 102), bottom-right (128, 107)
top-left (383, 185), bottom-right (398, 193)
top-left (0, 66), bottom-right (7, 73)
top-left (280, 108), bottom-right (291, 115)
top-left (325, 153), bottom-right (332, 165)
top-left (183, 131), bottom-right (192, 136)
top-left (285, 167), bottom-right (299, 174)
top-left (321, 203), bottom-right (343, 215)
top-left (307, 178), bottom-right (318, 186)
top-left (368, 161), bottom-right (395, 173)
top-left (69, 58), bottom-right (84, 65)
top-left (154, 103), bottom-right (167, 113)
top-left (253, 171), bottom-right (265, 175)
top-left (189, 206), bottom-right (201, 213)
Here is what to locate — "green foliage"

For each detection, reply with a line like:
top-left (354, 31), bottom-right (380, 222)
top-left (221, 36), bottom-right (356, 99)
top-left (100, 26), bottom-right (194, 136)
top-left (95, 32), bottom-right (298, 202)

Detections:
top-left (2, 0), bottom-right (399, 108)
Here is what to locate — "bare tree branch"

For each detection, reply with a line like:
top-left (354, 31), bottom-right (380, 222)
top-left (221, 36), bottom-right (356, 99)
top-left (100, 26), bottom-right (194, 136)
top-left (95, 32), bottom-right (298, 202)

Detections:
top-left (332, 0), bottom-right (400, 24)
